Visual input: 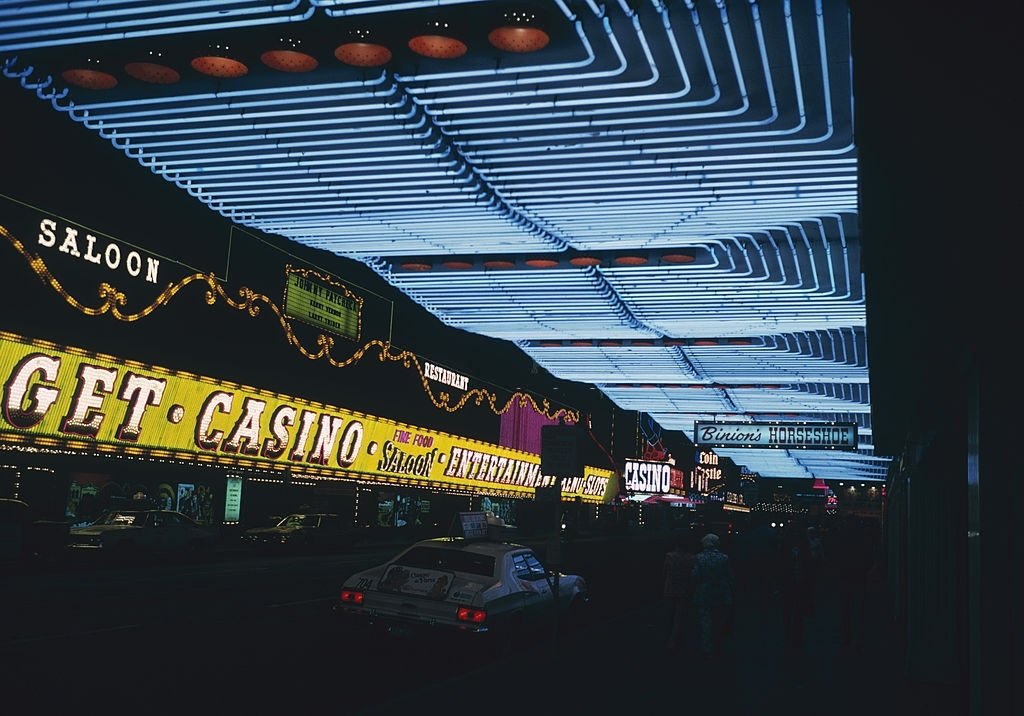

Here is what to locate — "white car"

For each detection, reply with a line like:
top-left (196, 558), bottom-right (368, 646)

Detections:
top-left (333, 535), bottom-right (589, 651)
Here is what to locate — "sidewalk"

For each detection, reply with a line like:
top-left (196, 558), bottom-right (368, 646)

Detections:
top-left (360, 567), bottom-right (958, 716)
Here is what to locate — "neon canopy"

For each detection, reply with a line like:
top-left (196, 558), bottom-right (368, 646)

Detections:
top-left (0, 0), bottom-right (887, 482)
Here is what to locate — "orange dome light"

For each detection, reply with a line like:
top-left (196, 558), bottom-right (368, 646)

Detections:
top-left (62, 58), bottom-right (117, 89)
top-left (400, 262), bottom-right (432, 272)
top-left (489, 26), bottom-right (549, 52)
top-left (525, 258), bottom-right (559, 268)
top-left (489, 10), bottom-right (549, 53)
top-left (124, 50), bottom-right (180, 84)
top-left (335, 29), bottom-right (392, 67)
top-left (409, 20), bottom-right (467, 59)
top-left (191, 44), bottom-right (248, 78)
top-left (261, 38), bottom-right (318, 72)
top-left (663, 252), bottom-right (696, 264)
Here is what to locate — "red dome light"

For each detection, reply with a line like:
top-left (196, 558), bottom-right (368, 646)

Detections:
top-left (61, 68), bottom-right (117, 90)
top-left (124, 61), bottom-right (180, 84)
top-left (409, 20), bottom-right (466, 59)
top-left (663, 252), bottom-right (696, 264)
top-left (488, 26), bottom-right (549, 53)
top-left (261, 49), bottom-right (319, 73)
top-left (408, 34), bottom-right (467, 59)
top-left (335, 42), bottom-right (392, 67)
top-left (191, 55), bottom-right (248, 78)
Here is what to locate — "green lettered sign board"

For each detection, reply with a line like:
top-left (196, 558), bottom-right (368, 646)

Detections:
top-left (283, 269), bottom-right (361, 341)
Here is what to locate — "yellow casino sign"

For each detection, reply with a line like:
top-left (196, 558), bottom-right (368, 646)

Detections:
top-left (0, 331), bottom-right (615, 503)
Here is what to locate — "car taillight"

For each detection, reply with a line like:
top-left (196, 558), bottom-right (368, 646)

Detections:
top-left (456, 606), bottom-right (486, 624)
top-left (340, 589), bottom-right (364, 605)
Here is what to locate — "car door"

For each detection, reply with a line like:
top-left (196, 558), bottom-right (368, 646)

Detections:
top-left (153, 511), bottom-right (188, 554)
top-left (511, 551), bottom-right (553, 626)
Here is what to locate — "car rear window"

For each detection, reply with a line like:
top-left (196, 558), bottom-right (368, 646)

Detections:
top-left (95, 512), bottom-right (147, 526)
top-left (393, 546), bottom-right (495, 577)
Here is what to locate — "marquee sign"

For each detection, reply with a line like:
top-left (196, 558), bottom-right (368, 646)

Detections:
top-left (283, 266), bottom-right (362, 342)
top-left (0, 331), bottom-right (615, 503)
top-left (694, 421), bottom-right (859, 451)
top-left (623, 459), bottom-right (672, 494)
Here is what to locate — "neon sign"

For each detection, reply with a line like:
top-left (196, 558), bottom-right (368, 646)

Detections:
top-left (0, 331), bottom-right (615, 502)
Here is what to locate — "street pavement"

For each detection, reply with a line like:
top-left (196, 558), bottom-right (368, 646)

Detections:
top-left (357, 562), bottom-right (961, 716)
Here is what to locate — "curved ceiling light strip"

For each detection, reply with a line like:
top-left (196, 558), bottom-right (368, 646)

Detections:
top-left (0, 0), bottom-right (887, 483)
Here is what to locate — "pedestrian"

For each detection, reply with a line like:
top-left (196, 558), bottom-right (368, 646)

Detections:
top-left (805, 524), bottom-right (826, 613)
top-left (690, 532), bottom-right (736, 660)
top-left (776, 521), bottom-right (813, 650)
top-left (662, 532), bottom-right (696, 652)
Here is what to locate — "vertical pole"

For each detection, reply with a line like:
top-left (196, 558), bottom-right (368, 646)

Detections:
top-left (551, 473), bottom-right (561, 646)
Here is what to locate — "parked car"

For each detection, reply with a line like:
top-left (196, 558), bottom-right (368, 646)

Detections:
top-left (67, 509), bottom-right (218, 562)
top-left (240, 513), bottom-right (354, 553)
top-left (333, 535), bottom-right (589, 653)
top-left (0, 498), bottom-right (69, 570)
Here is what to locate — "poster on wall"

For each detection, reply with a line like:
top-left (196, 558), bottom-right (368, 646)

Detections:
top-left (175, 482), bottom-right (214, 524)
top-left (176, 483), bottom-right (196, 517)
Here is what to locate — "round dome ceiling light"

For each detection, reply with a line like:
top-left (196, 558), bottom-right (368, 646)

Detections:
top-left (488, 10), bottom-right (550, 53)
top-left (62, 58), bottom-right (117, 90)
top-left (614, 255), bottom-right (648, 266)
top-left (191, 44), bottom-right (248, 78)
top-left (483, 259), bottom-right (515, 269)
top-left (261, 38), bottom-right (318, 72)
top-left (408, 20), bottom-right (467, 59)
top-left (568, 256), bottom-right (601, 267)
top-left (399, 261), bottom-right (432, 272)
top-left (335, 28), bottom-right (392, 67)
top-left (335, 42), bottom-right (392, 67)
top-left (525, 258), bottom-right (559, 268)
top-left (441, 260), bottom-right (474, 270)
top-left (124, 50), bottom-right (180, 84)
top-left (662, 252), bottom-right (696, 264)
